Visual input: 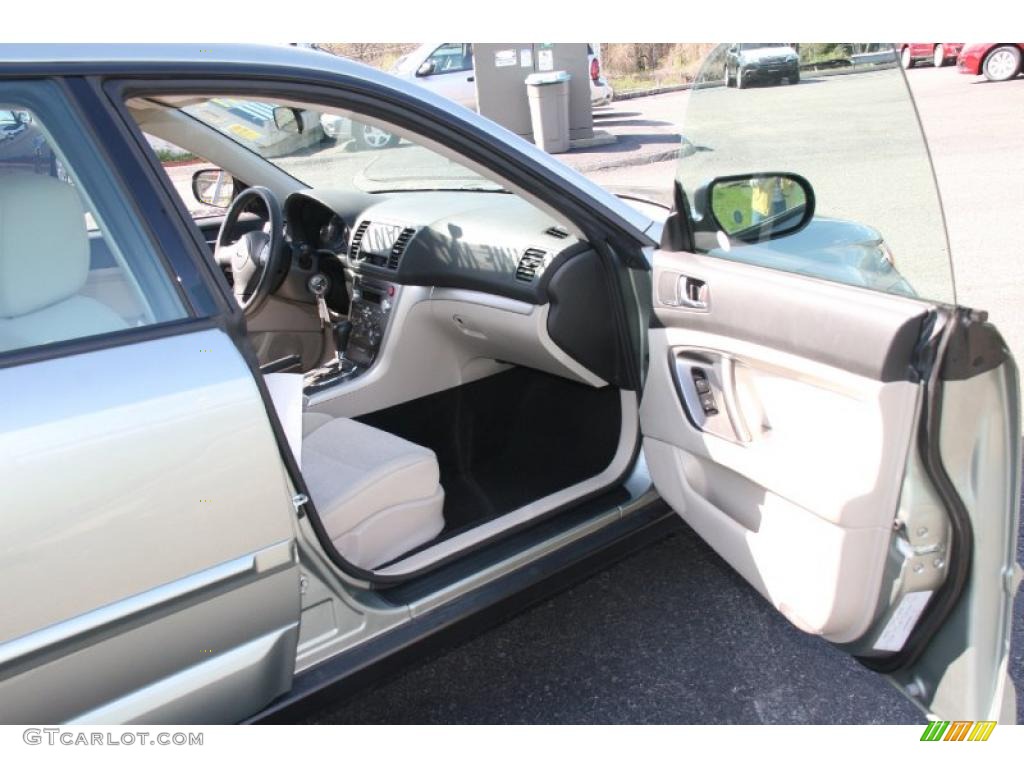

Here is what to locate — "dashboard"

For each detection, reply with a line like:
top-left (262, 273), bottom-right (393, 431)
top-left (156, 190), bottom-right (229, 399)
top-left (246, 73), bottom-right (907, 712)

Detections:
top-left (283, 189), bottom-right (589, 305)
top-left (282, 188), bottom-right (626, 389)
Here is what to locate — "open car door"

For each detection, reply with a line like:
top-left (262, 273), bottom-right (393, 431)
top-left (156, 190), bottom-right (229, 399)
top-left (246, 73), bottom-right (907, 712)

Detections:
top-left (639, 44), bottom-right (1021, 722)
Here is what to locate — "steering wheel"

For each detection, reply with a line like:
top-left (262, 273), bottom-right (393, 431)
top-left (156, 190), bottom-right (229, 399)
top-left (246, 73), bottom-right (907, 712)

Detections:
top-left (214, 186), bottom-right (288, 316)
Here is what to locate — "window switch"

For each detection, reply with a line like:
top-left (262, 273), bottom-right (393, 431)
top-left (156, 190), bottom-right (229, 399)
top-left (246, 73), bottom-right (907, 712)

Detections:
top-left (694, 377), bottom-right (711, 395)
top-left (699, 391), bottom-right (718, 415)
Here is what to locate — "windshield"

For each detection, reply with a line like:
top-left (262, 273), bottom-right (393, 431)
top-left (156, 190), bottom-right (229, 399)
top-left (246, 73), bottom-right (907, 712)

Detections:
top-left (739, 44), bottom-right (786, 51)
top-left (180, 97), bottom-right (504, 194)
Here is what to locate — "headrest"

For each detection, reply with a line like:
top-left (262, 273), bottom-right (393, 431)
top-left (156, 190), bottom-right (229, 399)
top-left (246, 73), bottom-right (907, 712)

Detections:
top-left (0, 173), bottom-right (90, 318)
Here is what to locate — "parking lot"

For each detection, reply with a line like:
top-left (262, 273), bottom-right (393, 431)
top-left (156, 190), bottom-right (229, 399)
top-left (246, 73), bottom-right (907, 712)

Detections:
top-left (298, 64), bottom-right (1024, 725)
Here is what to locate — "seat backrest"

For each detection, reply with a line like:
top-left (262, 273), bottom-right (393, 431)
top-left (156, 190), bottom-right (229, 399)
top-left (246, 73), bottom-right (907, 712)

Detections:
top-left (0, 173), bottom-right (126, 351)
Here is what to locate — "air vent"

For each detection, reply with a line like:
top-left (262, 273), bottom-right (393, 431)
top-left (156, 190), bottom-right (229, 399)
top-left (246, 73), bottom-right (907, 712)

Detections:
top-left (515, 248), bottom-right (547, 282)
top-left (387, 227), bottom-right (416, 270)
top-left (544, 226), bottom-right (569, 240)
top-left (349, 220), bottom-right (370, 260)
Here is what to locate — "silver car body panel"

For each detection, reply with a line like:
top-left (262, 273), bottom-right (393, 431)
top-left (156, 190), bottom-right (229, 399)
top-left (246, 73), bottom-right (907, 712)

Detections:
top-left (0, 540), bottom-right (293, 674)
top-left (0, 327), bottom-right (300, 723)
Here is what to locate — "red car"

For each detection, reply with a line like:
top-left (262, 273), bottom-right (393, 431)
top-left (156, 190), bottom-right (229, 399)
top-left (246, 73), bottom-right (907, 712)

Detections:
top-left (897, 43), bottom-right (964, 69)
top-left (957, 43), bottom-right (1024, 81)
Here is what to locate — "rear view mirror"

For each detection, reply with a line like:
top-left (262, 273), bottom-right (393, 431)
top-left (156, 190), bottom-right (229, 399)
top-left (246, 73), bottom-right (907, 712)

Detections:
top-left (272, 106), bottom-right (304, 135)
top-left (416, 61), bottom-right (436, 77)
top-left (702, 173), bottom-right (814, 243)
top-left (192, 168), bottom-right (235, 208)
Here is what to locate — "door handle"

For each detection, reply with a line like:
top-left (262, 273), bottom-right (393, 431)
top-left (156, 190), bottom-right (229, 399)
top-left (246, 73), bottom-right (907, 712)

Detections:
top-left (467, 76), bottom-right (475, 82)
top-left (665, 275), bottom-right (709, 311)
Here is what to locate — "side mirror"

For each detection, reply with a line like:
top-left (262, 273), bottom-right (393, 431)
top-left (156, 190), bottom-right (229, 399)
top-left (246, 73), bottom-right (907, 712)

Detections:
top-left (416, 61), bottom-right (436, 77)
top-left (696, 172), bottom-right (815, 244)
top-left (273, 106), bottom-right (304, 135)
top-left (13, 110), bottom-right (32, 125)
top-left (192, 168), bottom-right (235, 208)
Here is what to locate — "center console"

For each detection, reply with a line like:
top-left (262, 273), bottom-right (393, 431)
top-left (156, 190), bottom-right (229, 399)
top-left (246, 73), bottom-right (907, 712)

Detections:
top-left (346, 276), bottom-right (394, 367)
top-left (304, 274), bottom-right (396, 394)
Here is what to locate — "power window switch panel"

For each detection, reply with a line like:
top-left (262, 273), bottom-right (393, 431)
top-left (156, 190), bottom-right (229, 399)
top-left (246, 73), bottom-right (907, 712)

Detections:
top-left (699, 391), bottom-right (719, 415)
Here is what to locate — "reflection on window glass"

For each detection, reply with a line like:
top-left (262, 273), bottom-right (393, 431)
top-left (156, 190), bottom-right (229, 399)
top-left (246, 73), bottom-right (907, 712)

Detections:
top-left (181, 97), bottom-right (502, 194)
top-left (143, 134), bottom-right (226, 219)
top-left (678, 44), bottom-right (953, 304)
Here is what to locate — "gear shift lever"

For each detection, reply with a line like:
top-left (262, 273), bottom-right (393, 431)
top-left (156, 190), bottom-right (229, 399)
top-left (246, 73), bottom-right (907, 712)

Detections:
top-left (332, 319), bottom-right (353, 364)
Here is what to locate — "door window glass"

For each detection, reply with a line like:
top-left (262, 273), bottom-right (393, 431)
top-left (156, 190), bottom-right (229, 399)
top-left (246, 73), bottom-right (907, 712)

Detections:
top-left (676, 44), bottom-right (954, 304)
top-left (175, 97), bottom-right (501, 193)
top-left (427, 44), bottom-right (474, 74)
top-left (0, 91), bottom-right (187, 355)
top-left (143, 134), bottom-right (226, 219)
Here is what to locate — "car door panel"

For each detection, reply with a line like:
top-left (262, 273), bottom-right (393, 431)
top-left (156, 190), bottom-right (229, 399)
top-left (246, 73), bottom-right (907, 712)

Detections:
top-left (643, 249), bottom-right (929, 642)
top-left (645, 43), bottom-right (1020, 721)
top-left (650, 248), bottom-right (929, 381)
top-left (0, 327), bottom-right (301, 723)
top-left (909, 359), bottom-right (1020, 720)
top-left (421, 71), bottom-right (477, 109)
top-left (641, 246), bottom-right (1020, 719)
top-left (5, 544), bottom-right (297, 724)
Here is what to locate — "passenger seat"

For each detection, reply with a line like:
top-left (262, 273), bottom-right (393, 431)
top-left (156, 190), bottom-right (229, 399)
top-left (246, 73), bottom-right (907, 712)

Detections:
top-left (301, 414), bottom-right (445, 569)
top-left (0, 174), bottom-right (127, 352)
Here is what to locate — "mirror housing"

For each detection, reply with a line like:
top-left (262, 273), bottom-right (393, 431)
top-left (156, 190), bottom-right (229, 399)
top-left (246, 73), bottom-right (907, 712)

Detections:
top-left (272, 106), bottom-right (304, 135)
top-left (416, 61), bottom-right (435, 77)
top-left (192, 168), bottom-right (235, 208)
top-left (694, 172), bottom-right (815, 245)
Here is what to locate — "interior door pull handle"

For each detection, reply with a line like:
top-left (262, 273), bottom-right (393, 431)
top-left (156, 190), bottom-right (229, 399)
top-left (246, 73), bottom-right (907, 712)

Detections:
top-left (668, 276), bottom-right (709, 310)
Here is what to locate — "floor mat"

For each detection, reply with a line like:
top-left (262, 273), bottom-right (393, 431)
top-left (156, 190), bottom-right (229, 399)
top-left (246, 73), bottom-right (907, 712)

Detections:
top-left (356, 367), bottom-right (623, 537)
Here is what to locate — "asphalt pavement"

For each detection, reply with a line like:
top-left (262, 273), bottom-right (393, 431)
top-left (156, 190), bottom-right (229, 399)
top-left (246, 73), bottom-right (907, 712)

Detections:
top-left (306, 495), bottom-right (1022, 724)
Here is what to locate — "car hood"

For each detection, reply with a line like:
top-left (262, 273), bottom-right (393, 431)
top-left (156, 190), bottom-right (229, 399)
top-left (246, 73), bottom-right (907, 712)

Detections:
top-left (391, 43), bottom-right (438, 75)
top-left (740, 46), bottom-right (798, 62)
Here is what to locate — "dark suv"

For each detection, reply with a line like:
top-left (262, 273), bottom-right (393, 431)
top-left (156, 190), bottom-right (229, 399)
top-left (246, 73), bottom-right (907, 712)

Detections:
top-left (725, 43), bottom-right (801, 88)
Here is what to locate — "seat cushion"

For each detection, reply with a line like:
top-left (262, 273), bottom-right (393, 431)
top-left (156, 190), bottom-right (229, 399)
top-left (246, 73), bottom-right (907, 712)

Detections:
top-left (302, 416), bottom-right (445, 569)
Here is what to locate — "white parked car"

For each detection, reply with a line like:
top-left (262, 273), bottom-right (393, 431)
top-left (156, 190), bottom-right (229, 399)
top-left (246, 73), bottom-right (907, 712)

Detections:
top-left (391, 43), bottom-right (614, 109)
top-left (322, 44), bottom-right (615, 151)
